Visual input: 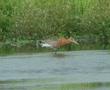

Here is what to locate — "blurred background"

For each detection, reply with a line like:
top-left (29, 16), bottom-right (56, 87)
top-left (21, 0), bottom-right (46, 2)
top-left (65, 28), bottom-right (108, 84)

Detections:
top-left (0, 0), bottom-right (110, 54)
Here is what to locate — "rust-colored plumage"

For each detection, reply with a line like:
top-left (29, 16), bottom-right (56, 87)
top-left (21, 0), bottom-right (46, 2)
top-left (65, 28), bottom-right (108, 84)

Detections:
top-left (41, 37), bottom-right (79, 49)
top-left (56, 37), bottom-right (74, 47)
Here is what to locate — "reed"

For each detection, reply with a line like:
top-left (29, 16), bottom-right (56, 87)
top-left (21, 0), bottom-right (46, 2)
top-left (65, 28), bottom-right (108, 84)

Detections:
top-left (0, 0), bottom-right (110, 49)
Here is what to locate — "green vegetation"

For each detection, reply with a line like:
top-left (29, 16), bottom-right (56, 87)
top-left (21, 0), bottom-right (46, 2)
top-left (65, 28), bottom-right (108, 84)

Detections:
top-left (1, 80), bottom-right (110, 90)
top-left (0, 0), bottom-right (110, 52)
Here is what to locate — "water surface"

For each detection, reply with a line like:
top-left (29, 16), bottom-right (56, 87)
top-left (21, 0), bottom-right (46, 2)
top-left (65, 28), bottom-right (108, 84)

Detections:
top-left (0, 50), bottom-right (110, 90)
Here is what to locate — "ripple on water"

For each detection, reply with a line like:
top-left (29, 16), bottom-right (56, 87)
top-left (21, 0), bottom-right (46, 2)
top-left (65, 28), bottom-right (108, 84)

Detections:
top-left (0, 50), bottom-right (110, 90)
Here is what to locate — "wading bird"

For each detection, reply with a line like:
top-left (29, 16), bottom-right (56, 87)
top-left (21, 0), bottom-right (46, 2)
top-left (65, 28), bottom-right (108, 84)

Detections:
top-left (40, 37), bottom-right (79, 53)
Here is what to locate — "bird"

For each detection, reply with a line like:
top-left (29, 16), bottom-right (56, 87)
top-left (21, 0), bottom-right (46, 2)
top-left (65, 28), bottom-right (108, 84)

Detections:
top-left (40, 37), bottom-right (79, 53)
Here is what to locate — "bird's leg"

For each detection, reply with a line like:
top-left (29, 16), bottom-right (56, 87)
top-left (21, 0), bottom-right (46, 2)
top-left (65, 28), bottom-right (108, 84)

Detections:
top-left (53, 48), bottom-right (57, 54)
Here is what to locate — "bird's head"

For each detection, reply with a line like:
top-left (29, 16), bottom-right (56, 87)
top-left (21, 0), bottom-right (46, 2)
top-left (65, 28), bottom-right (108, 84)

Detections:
top-left (68, 37), bottom-right (79, 45)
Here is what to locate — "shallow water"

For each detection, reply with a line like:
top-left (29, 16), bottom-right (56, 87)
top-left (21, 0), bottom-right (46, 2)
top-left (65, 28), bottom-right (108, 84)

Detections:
top-left (0, 50), bottom-right (110, 90)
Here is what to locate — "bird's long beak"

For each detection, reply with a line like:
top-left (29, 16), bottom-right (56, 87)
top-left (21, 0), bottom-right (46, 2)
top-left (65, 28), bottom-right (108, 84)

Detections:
top-left (72, 39), bottom-right (79, 45)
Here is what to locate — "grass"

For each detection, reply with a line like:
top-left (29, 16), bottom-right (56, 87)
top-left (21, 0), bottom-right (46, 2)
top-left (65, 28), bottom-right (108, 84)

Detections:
top-left (0, 0), bottom-right (110, 51)
top-left (1, 81), bottom-right (110, 90)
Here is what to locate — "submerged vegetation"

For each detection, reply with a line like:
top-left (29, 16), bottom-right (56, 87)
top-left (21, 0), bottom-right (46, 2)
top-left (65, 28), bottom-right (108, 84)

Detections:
top-left (0, 0), bottom-right (110, 53)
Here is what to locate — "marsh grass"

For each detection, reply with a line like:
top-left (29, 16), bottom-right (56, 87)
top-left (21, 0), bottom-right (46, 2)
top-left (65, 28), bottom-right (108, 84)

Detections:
top-left (0, 0), bottom-right (110, 50)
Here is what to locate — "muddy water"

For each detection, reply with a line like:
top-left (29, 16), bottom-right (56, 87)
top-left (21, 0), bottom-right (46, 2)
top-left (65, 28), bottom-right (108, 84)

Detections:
top-left (0, 50), bottom-right (110, 90)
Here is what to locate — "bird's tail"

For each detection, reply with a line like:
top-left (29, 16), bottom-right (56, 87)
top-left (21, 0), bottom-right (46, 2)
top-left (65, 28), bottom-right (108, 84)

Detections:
top-left (39, 41), bottom-right (53, 48)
